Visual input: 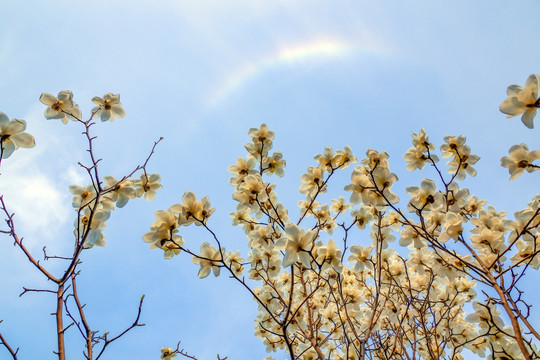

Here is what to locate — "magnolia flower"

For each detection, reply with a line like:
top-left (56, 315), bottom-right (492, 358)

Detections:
top-left (275, 224), bottom-right (316, 267)
top-left (316, 239), bottom-right (343, 272)
top-left (403, 146), bottom-right (429, 171)
top-left (91, 93), bottom-right (125, 122)
top-left (350, 206), bottom-right (373, 229)
top-left (499, 74), bottom-right (540, 129)
top-left (69, 184), bottom-right (97, 209)
top-left (133, 173), bottom-right (162, 201)
top-left (192, 242), bottom-right (222, 278)
top-left (172, 191), bottom-right (215, 226)
top-left (500, 143), bottom-right (540, 180)
top-left (39, 90), bottom-right (81, 124)
top-left (160, 347), bottom-right (177, 359)
top-left (103, 176), bottom-right (135, 208)
top-left (228, 157), bottom-right (257, 185)
top-left (248, 123), bottom-right (275, 143)
top-left (0, 112), bottom-right (35, 159)
top-left (406, 178), bottom-right (442, 212)
top-left (263, 152), bottom-right (286, 177)
top-left (348, 245), bottom-right (373, 272)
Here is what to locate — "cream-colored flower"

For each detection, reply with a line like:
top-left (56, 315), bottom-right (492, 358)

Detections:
top-left (406, 178), bottom-right (442, 212)
top-left (499, 74), bottom-right (540, 129)
top-left (173, 191), bottom-right (215, 226)
top-left (133, 173), bottom-right (162, 201)
top-left (39, 90), bottom-right (81, 124)
top-left (248, 123), bottom-right (274, 143)
top-left (0, 112), bottom-right (35, 159)
top-left (192, 242), bottom-right (222, 278)
top-left (299, 166), bottom-right (325, 196)
top-left (103, 176), bottom-right (135, 208)
top-left (263, 152), bottom-right (286, 177)
top-left (228, 157), bottom-right (257, 185)
top-left (274, 224), bottom-right (315, 267)
top-left (316, 239), bottom-right (343, 272)
top-left (348, 245), bottom-right (373, 272)
top-left (350, 206), bottom-right (373, 229)
top-left (69, 184), bottom-right (97, 209)
top-left (91, 93), bottom-right (125, 122)
top-left (500, 143), bottom-right (540, 180)
top-left (160, 347), bottom-right (177, 359)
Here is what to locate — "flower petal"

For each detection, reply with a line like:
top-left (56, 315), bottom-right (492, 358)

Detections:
top-left (1, 140), bottom-right (15, 158)
top-left (39, 93), bottom-right (57, 106)
top-left (111, 104), bottom-right (125, 118)
top-left (521, 108), bottom-right (536, 129)
top-left (499, 97), bottom-right (525, 117)
top-left (525, 74), bottom-right (540, 97)
top-left (5, 119), bottom-right (26, 134)
top-left (100, 110), bottom-right (111, 122)
top-left (10, 132), bottom-right (35, 148)
top-left (0, 112), bottom-right (9, 127)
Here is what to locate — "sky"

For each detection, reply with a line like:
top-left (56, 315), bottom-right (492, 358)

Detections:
top-left (0, 1), bottom-right (539, 359)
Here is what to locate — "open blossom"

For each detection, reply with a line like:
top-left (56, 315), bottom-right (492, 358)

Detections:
top-left (69, 184), bottom-right (97, 209)
top-left (274, 224), bottom-right (316, 267)
top-left (160, 347), bottom-right (177, 359)
top-left (299, 166), bottom-right (325, 196)
top-left (330, 196), bottom-right (351, 214)
top-left (75, 207), bottom-right (110, 248)
top-left (103, 176), bottom-right (135, 208)
top-left (348, 245), bottom-right (373, 272)
top-left (406, 178), bottom-right (442, 213)
top-left (440, 135), bottom-right (469, 159)
top-left (228, 157), bottom-right (257, 185)
top-left (133, 173), bottom-right (162, 201)
top-left (499, 74), bottom-right (540, 129)
top-left (248, 123), bottom-right (274, 143)
top-left (172, 191), bottom-right (215, 226)
top-left (39, 90), bottom-right (81, 124)
top-left (500, 143), bottom-right (540, 180)
top-left (91, 93), bottom-right (125, 122)
top-left (403, 146), bottom-right (429, 171)
top-left (361, 149), bottom-right (389, 170)
top-left (316, 239), bottom-right (343, 272)
top-left (143, 209), bottom-right (183, 258)
top-left (0, 112), bottom-right (35, 159)
top-left (192, 242), bottom-right (222, 278)
top-left (263, 152), bottom-right (286, 177)
top-left (350, 206), bottom-right (373, 229)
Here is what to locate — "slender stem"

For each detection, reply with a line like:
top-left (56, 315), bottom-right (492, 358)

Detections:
top-left (0, 331), bottom-right (18, 360)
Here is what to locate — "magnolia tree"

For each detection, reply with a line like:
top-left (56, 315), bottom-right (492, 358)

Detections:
top-left (0, 75), bottom-right (539, 360)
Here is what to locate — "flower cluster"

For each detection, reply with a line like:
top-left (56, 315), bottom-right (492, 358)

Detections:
top-left (40, 90), bottom-right (126, 124)
top-left (402, 128), bottom-right (438, 171)
top-left (71, 174), bottom-right (162, 248)
top-left (150, 80), bottom-right (539, 359)
top-left (344, 149), bottom-right (398, 210)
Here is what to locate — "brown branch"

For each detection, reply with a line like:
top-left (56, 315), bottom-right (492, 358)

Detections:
top-left (19, 287), bottom-right (56, 297)
top-left (71, 273), bottom-right (94, 359)
top-left (0, 196), bottom-right (59, 283)
top-left (0, 329), bottom-right (18, 360)
top-left (94, 295), bottom-right (145, 360)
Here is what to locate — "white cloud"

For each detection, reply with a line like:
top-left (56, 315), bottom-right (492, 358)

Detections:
top-left (0, 106), bottom-right (81, 253)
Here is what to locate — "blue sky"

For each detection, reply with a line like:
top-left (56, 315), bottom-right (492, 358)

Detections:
top-left (0, 1), bottom-right (539, 359)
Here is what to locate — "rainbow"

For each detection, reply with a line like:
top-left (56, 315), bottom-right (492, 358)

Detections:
top-left (206, 39), bottom-right (391, 108)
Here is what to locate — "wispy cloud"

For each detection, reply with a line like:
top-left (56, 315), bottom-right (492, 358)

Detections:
top-left (0, 106), bottom-right (83, 253)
